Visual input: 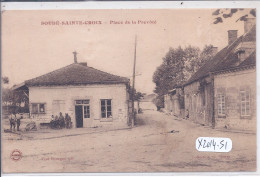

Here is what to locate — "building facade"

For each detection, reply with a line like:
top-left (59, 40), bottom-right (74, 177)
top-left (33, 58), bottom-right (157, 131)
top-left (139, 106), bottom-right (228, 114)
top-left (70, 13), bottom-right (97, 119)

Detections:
top-left (164, 87), bottom-right (184, 117)
top-left (13, 59), bottom-right (130, 129)
top-left (183, 18), bottom-right (256, 131)
top-left (184, 77), bottom-right (214, 126)
top-left (214, 65), bottom-right (256, 131)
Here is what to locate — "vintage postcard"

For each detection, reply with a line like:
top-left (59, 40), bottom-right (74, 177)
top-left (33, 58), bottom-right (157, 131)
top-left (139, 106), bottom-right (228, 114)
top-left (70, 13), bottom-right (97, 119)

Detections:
top-left (1, 2), bottom-right (258, 175)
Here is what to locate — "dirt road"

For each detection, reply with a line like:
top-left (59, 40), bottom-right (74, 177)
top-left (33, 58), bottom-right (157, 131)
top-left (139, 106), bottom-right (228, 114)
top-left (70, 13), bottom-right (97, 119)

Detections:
top-left (2, 110), bottom-right (256, 173)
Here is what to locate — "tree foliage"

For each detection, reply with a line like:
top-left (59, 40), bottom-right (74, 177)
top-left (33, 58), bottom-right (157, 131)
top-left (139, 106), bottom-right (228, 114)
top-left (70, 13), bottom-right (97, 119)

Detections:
top-left (212, 8), bottom-right (256, 24)
top-left (153, 45), bottom-right (215, 109)
top-left (2, 77), bottom-right (29, 114)
top-left (128, 86), bottom-right (145, 101)
top-left (2, 76), bottom-right (9, 85)
top-left (153, 47), bottom-right (185, 95)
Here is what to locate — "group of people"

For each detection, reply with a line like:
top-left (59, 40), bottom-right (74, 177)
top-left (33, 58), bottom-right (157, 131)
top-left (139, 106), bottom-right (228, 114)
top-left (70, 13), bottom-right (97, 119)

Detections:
top-left (50, 112), bottom-right (72, 129)
top-left (9, 112), bottom-right (23, 131)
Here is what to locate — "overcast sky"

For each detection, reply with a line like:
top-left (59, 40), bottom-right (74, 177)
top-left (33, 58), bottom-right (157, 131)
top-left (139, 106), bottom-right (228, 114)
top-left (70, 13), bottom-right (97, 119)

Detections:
top-left (2, 9), bottom-right (253, 94)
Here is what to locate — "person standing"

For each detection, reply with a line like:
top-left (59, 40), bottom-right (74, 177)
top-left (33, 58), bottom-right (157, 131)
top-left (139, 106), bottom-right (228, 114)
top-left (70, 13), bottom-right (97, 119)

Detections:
top-left (65, 113), bottom-right (69, 128)
top-left (9, 113), bottom-right (16, 131)
top-left (16, 113), bottom-right (23, 131)
top-left (67, 114), bottom-right (72, 128)
top-left (65, 113), bottom-right (72, 128)
top-left (59, 112), bottom-right (65, 128)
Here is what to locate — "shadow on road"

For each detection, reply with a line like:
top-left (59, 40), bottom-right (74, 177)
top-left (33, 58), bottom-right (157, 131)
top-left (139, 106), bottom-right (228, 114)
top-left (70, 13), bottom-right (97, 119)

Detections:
top-left (135, 115), bottom-right (146, 127)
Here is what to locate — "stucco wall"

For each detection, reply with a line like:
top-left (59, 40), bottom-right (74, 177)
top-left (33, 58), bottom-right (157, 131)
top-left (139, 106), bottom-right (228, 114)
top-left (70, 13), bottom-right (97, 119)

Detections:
top-left (164, 94), bottom-right (173, 114)
top-left (164, 93), bottom-right (182, 117)
top-left (184, 77), bottom-right (213, 126)
top-left (184, 81), bottom-right (203, 124)
top-left (28, 84), bottom-right (129, 128)
top-left (214, 68), bottom-right (256, 131)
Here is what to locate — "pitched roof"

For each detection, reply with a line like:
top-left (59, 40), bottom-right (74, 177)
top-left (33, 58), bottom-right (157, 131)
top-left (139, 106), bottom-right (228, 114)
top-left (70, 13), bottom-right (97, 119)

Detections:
top-left (24, 63), bottom-right (129, 87)
top-left (185, 25), bottom-right (256, 86)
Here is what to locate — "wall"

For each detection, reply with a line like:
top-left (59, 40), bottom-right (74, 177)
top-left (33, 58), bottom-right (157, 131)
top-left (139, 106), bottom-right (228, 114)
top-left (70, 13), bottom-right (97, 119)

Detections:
top-left (214, 68), bottom-right (256, 131)
top-left (139, 101), bottom-right (157, 111)
top-left (164, 94), bottom-right (173, 114)
top-left (164, 89), bottom-right (183, 117)
top-left (184, 76), bottom-right (214, 126)
top-left (28, 84), bottom-right (129, 129)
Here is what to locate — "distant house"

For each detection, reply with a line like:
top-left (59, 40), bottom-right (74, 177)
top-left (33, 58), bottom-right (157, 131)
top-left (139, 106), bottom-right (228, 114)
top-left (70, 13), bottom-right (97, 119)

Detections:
top-left (13, 54), bottom-right (130, 128)
top-left (164, 86), bottom-right (184, 117)
top-left (139, 94), bottom-right (157, 111)
top-left (183, 18), bottom-right (256, 131)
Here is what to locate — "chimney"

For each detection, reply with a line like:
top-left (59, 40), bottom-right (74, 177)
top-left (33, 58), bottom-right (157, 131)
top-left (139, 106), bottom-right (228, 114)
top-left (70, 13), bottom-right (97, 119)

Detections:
top-left (228, 30), bottom-right (238, 45)
top-left (73, 51), bottom-right (78, 63)
top-left (79, 62), bottom-right (88, 67)
top-left (211, 47), bottom-right (218, 55)
top-left (244, 18), bottom-right (256, 33)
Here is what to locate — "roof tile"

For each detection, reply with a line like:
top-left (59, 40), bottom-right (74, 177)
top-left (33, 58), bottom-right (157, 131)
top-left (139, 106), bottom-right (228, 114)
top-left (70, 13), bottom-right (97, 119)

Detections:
top-left (25, 63), bottom-right (129, 86)
top-left (185, 24), bottom-right (256, 85)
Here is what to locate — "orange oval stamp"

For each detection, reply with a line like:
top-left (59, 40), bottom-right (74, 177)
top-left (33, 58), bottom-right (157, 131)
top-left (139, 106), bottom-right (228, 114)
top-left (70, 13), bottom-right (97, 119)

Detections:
top-left (10, 149), bottom-right (22, 161)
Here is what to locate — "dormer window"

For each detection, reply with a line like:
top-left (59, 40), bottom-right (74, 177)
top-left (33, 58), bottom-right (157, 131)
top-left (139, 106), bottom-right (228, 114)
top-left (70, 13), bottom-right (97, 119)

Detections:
top-left (237, 50), bottom-right (246, 61)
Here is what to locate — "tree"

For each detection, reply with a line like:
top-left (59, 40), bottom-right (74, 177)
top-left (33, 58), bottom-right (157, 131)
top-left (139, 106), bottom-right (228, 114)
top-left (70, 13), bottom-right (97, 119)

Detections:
top-left (153, 45), bottom-right (215, 110)
top-left (212, 8), bottom-right (256, 24)
top-left (152, 47), bottom-right (187, 110)
top-left (129, 87), bottom-right (145, 101)
top-left (2, 77), bottom-right (29, 114)
top-left (183, 46), bottom-right (200, 80)
top-left (200, 45), bottom-right (215, 63)
top-left (2, 76), bottom-right (9, 85)
top-left (2, 77), bottom-right (12, 112)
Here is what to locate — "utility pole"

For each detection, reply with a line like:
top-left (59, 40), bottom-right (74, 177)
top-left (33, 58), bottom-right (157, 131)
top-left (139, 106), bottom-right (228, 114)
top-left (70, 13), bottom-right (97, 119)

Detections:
top-left (131, 35), bottom-right (137, 127)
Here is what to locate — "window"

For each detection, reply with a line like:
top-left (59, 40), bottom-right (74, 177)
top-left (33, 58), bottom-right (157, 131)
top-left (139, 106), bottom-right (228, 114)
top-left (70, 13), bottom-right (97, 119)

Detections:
top-left (31, 103), bottom-right (45, 114)
top-left (241, 90), bottom-right (250, 116)
top-left (52, 100), bottom-right (65, 115)
top-left (237, 50), bottom-right (246, 61)
top-left (217, 94), bottom-right (225, 116)
top-left (32, 104), bottom-right (38, 113)
top-left (75, 100), bottom-right (89, 105)
top-left (39, 104), bottom-right (45, 113)
top-left (83, 105), bottom-right (90, 118)
top-left (101, 99), bottom-right (112, 118)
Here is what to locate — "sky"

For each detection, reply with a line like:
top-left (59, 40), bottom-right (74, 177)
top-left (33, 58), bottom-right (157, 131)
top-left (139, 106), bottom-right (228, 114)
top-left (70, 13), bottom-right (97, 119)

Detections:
top-left (2, 9), bottom-right (253, 94)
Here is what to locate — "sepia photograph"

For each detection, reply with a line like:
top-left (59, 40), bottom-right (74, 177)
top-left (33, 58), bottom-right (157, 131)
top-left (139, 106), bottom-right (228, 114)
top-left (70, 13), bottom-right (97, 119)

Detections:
top-left (1, 3), bottom-right (257, 174)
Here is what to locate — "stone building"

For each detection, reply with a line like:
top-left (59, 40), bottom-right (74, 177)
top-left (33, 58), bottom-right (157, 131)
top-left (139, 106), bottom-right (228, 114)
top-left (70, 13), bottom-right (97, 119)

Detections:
top-left (164, 86), bottom-right (184, 117)
top-left (183, 18), bottom-right (256, 131)
top-left (13, 55), bottom-right (130, 129)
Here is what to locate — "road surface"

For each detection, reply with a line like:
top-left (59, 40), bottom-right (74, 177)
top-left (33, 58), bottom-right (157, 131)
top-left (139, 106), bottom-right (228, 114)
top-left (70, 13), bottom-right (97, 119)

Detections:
top-left (2, 110), bottom-right (256, 173)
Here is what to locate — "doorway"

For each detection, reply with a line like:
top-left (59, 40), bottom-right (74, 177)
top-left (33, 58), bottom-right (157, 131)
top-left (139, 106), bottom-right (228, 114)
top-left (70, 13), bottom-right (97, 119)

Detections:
top-left (75, 105), bottom-right (83, 128)
top-left (75, 100), bottom-right (90, 128)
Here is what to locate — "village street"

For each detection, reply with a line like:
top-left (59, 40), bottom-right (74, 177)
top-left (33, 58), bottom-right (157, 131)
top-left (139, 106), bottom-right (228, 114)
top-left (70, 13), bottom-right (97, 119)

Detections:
top-left (2, 110), bottom-right (256, 173)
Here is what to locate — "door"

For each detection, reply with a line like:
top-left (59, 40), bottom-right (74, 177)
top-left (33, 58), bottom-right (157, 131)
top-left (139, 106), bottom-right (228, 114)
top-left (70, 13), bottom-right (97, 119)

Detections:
top-left (205, 83), bottom-right (214, 127)
top-left (75, 105), bottom-right (83, 128)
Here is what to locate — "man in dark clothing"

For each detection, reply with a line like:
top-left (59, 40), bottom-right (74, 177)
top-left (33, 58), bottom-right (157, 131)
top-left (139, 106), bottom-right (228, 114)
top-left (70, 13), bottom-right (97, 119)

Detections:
top-left (68, 114), bottom-right (72, 128)
top-left (9, 113), bottom-right (16, 131)
top-left (65, 113), bottom-right (72, 128)
top-left (59, 112), bottom-right (65, 128)
top-left (16, 113), bottom-right (23, 131)
top-left (65, 113), bottom-right (69, 128)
